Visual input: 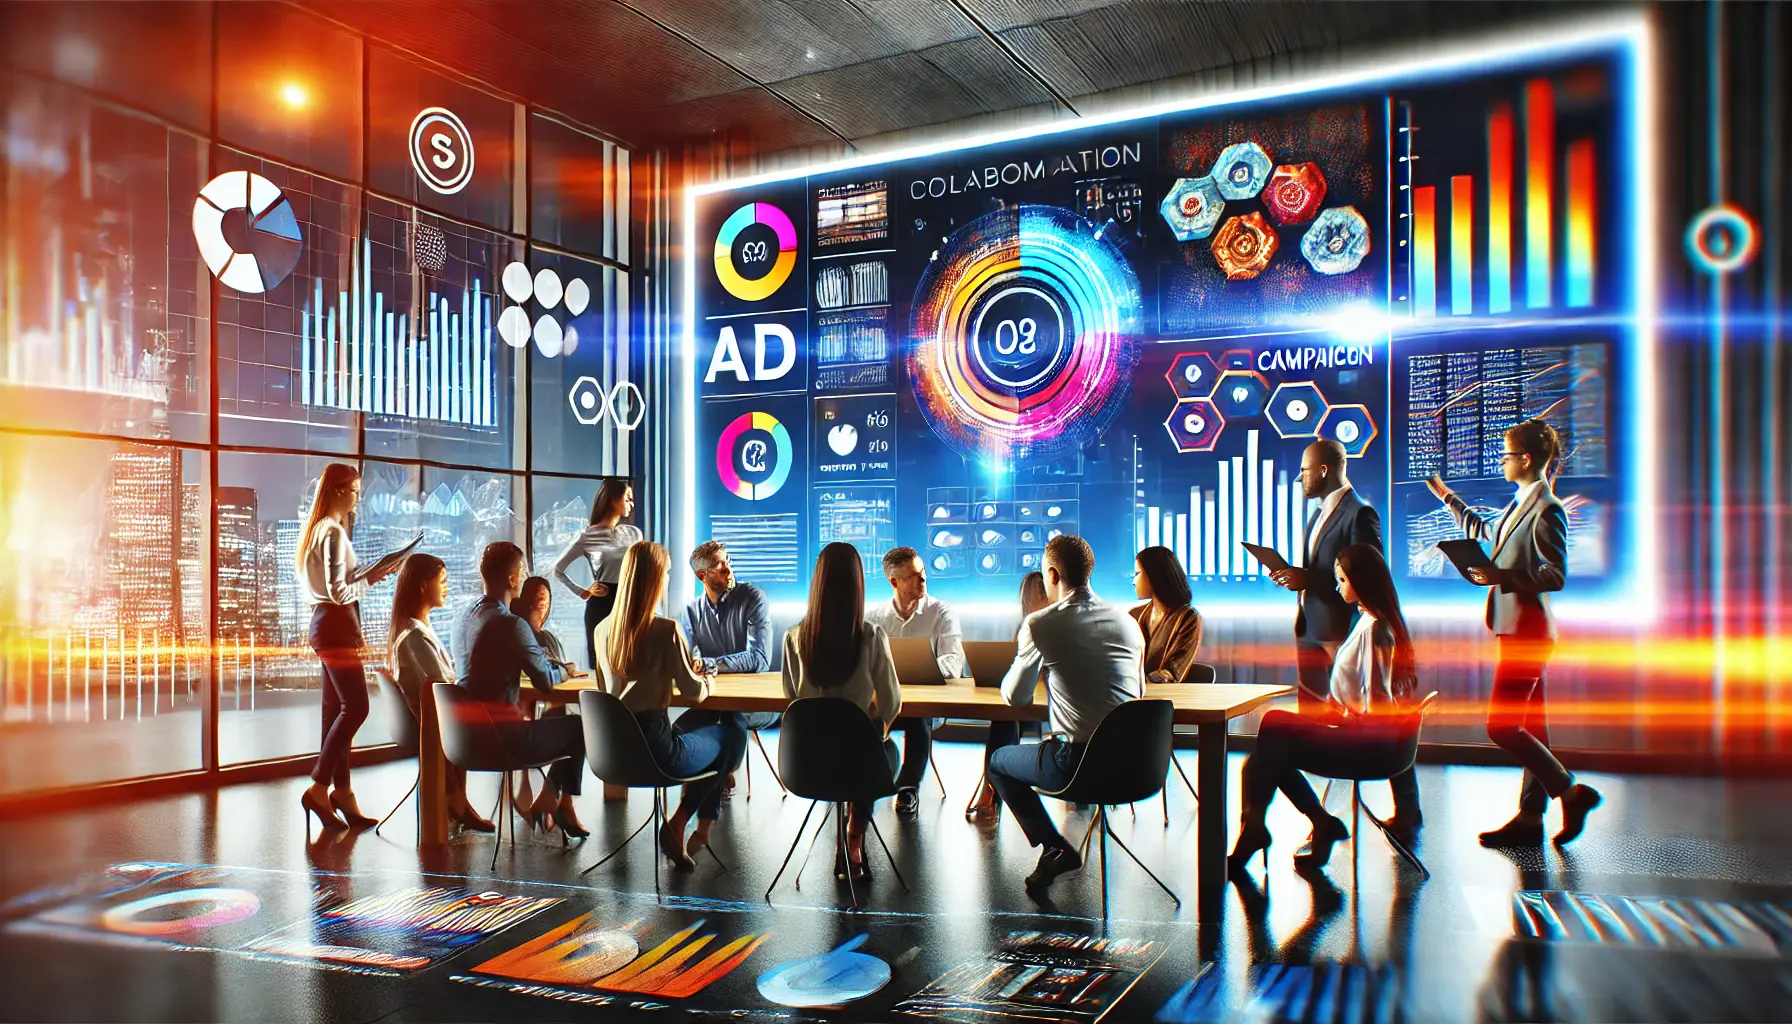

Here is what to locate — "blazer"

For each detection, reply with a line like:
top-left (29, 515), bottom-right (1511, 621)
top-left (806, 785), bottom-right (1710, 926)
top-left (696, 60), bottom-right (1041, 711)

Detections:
top-left (1297, 489), bottom-right (1383, 644)
top-left (593, 616), bottom-right (711, 713)
top-left (1128, 603), bottom-right (1204, 684)
top-left (1446, 484), bottom-right (1567, 639)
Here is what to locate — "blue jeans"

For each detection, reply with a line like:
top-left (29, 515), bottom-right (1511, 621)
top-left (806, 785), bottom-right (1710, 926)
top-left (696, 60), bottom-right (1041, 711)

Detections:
top-left (739, 711), bottom-right (782, 732)
top-left (987, 739), bottom-right (1085, 850)
top-left (635, 710), bottom-right (747, 820)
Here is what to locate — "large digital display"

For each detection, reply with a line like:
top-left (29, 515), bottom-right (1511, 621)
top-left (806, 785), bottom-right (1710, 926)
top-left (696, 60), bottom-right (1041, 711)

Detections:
top-left (688, 23), bottom-right (1652, 614)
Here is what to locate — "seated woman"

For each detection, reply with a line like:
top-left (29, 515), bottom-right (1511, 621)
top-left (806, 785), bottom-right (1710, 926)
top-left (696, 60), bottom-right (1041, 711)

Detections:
top-left (512, 576), bottom-right (576, 674)
top-left (1130, 545), bottom-right (1204, 684)
top-left (1228, 543), bottom-right (1423, 873)
top-left (592, 541), bottom-right (747, 872)
top-left (968, 571), bottom-right (1052, 818)
top-left (781, 542), bottom-right (902, 877)
top-left (389, 553), bottom-right (491, 832)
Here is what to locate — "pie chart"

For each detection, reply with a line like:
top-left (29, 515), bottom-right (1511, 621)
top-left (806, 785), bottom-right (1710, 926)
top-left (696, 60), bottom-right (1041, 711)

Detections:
top-left (192, 171), bottom-right (304, 294)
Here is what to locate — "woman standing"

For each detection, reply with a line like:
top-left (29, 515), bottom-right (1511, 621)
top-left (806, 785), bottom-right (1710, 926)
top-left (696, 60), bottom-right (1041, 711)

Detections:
top-left (1427, 418), bottom-right (1600, 847)
top-left (592, 542), bottom-right (747, 871)
top-left (552, 478), bottom-right (641, 669)
top-left (968, 571), bottom-right (1054, 818)
top-left (781, 542), bottom-right (902, 876)
top-left (1227, 543), bottom-right (1421, 872)
top-left (297, 464), bottom-right (397, 829)
top-left (1130, 545), bottom-right (1204, 684)
top-left (388, 553), bottom-right (489, 832)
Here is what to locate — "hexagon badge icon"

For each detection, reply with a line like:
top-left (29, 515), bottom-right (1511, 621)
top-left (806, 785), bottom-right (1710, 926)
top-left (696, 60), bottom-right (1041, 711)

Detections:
top-left (1159, 176), bottom-right (1226, 242)
top-left (1263, 162), bottom-right (1327, 225)
top-left (1212, 369), bottom-right (1270, 419)
top-left (1301, 206), bottom-right (1372, 276)
top-left (1166, 351), bottom-right (1222, 401)
top-left (1265, 382), bottom-right (1329, 439)
top-left (1212, 141), bottom-right (1273, 200)
top-left (1318, 403), bottom-right (1378, 457)
top-left (1211, 211), bottom-right (1280, 280)
top-left (1165, 399), bottom-right (1225, 453)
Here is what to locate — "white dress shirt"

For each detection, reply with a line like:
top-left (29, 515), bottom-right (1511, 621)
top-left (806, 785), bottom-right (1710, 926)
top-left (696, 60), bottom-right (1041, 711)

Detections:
top-left (302, 519), bottom-right (370, 606)
top-left (1496, 479), bottom-right (1545, 546)
top-left (1305, 483), bottom-right (1355, 562)
top-left (1327, 610), bottom-right (1394, 714)
top-left (1001, 587), bottom-right (1144, 744)
top-left (552, 523), bottom-right (644, 595)
top-left (864, 593), bottom-right (966, 677)
top-left (781, 623), bottom-right (903, 731)
top-left (390, 617), bottom-right (454, 711)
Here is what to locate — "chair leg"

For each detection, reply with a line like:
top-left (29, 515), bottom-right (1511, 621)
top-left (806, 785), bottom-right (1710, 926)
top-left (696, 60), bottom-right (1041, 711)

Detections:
top-left (490, 775), bottom-right (505, 873)
top-left (1102, 813), bottom-right (1182, 908)
top-left (836, 804), bottom-right (861, 912)
top-left (1173, 754), bottom-right (1200, 802)
top-left (580, 802), bottom-right (656, 875)
top-left (1076, 813), bottom-right (1101, 863)
top-left (865, 816), bottom-right (909, 892)
top-left (964, 771), bottom-right (988, 816)
top-left (929, 747), bottom-right (946, 798)
top-left (743, 739), bottom-right (751, 797)
top-left (766, 800), bottom-right (821, 902)
top-left (752, 731), bottom-right (787, 795)
top-left (1099, 810), bottom-right (1110, 919)
top-left (652, 793), bottom-right (663, 901)
top-left (793, 801), bottom-right (833, 889)
top-left (375, 774), bottom-right (420, 835)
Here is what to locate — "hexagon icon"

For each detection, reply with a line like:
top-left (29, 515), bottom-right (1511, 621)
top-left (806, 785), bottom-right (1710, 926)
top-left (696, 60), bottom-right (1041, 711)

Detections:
top-left (1319, 403), bottom-right (1378, 457)
top-left (1212, 141), bottom-right (1273, 200)
top-left (1265, 382), bottom-right (1329, 439)
top-left (1165, 399), bottom-right (1225, 453)
top-left (1211, 211), bottom-right (1279, 281)
top-left (1263, 162), bottom-right (1328, 225)
top-left (1159, 176), bottom-right (1226, 242)
top-left (1212, 369), bottom-right (1270, 419)
top-left (1166, 351), bottom-right (1221, 401)
top-left (1301, 206), bottom-right (1372, 276)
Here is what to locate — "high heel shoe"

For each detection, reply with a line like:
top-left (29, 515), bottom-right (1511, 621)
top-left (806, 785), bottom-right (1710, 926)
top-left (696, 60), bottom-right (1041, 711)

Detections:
top-left (553, 806), bottom-right (589, 840)
top-left (329, 791), bottom-right (378, 829)
top-left (1292, 814), bottom-right (1350, 870)
top-left (1226, 823), bottom-right (1272, 876)
top-left (449, 807), bottom-right (496, 833)
top-left (302, 789), bottom-right (346, 830)
top-left (658, 819), bottom-right (696, 872)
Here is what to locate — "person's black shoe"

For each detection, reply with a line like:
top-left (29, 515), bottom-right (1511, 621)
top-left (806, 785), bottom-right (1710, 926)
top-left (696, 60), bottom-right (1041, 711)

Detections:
top-left (1292, 814), bottom-right (1350, 869)
top-left (1024, 846), bottom-right (1082, 894)
top-left (1478, 816), bottom-right (1545, 848)
top-left (1553, 784), bottom-right (1602, 846)
top-left (1386, 808), bottom-right (1424, 837)
top-left (894, 788), bottom-right (919, 817)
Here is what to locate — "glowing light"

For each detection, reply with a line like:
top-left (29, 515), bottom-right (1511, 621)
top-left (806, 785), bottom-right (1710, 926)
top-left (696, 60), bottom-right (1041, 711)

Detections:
top-left (1488, 103), bottom-right (1514, 313)
top-left (280, 82), bottom-right (308, 110)
top-left (1412, 186), bottom-right (1437, 316)
top-left (1566, 139), bottom-right (1597, 307)
top-left (1450, 174), bottom-right (1475, 315)
top-left (1525, 77), bottom-right (1554, 309)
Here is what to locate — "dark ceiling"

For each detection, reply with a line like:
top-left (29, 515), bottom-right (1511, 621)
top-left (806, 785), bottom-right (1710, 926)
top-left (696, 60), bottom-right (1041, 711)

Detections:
top-left (303, 0), bottom-right (1612, 155)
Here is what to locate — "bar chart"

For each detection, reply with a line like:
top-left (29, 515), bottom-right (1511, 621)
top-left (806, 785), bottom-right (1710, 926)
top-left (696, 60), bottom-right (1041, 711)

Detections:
top-left (300, 236), bottom-right (498, 427)
top-left (1135, 429), bottom-right (1316, 579)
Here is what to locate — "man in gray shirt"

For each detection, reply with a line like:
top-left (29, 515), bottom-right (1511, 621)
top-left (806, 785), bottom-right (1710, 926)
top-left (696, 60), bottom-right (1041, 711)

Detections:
top-left (989, 534), bottom-right (1144, 898)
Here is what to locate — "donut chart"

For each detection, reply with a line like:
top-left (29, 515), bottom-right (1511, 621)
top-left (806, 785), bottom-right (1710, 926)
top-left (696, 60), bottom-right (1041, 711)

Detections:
top-left (99, 887), bottom-right (262, 937)
top-left (908, 204), bottom-right (1142, 461)
top-left (191, 171), bottom-right (303, 294)
top-left (715, 411), bottom-right (792, 500)
top-left (713, 203), bottom-right (797, 301)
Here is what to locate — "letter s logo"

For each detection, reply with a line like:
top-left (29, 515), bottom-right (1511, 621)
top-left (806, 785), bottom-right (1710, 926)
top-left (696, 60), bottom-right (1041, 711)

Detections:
top-left (431, 132), bottom-right (456, 170)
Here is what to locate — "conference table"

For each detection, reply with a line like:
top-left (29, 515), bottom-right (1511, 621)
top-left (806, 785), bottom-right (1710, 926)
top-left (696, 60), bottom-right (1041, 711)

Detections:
top-left (416, 674), bottom-right (1291, 920)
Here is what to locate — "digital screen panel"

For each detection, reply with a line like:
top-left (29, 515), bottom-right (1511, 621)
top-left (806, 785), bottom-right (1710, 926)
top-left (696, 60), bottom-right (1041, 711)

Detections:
top-left (689, 26), bottom-right (1649, 613)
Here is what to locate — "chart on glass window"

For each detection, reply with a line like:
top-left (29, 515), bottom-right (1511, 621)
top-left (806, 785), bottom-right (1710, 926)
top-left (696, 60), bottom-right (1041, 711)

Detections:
top-left (691, 33), bottom-right (1646, 609)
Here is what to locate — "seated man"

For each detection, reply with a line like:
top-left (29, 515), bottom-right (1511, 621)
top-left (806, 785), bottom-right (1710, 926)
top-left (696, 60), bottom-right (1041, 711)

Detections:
top-left (865, 546), bottom-right (966, 816)
top-left (676, 541), bottom-right (773, 786)
top-left (455, 542), bottom-right (587, 836)
top-left (988, 534), bottom-right (1143, 898)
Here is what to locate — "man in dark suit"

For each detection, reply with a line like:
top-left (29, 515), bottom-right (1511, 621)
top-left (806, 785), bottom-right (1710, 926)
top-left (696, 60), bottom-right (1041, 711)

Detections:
top-left (1270, 439), bottom-right (1418, 829)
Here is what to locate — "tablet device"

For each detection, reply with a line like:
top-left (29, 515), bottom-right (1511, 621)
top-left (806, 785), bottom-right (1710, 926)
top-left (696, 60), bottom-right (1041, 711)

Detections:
top-left (1436, 539), bottom-right (1495, 582)
top-left (889, 636), bottom-right (948, 685)
top-left (365, 531), bottom-right (425, 578)
top-left (963, 640), bottom-right (1019, 688)
top-left (1240, 542), bottom-right (1290, 573)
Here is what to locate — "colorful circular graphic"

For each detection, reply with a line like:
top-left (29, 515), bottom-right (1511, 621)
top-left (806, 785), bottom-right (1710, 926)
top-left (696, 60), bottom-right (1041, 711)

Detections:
top-left (716, 411), bottom-right (792, 500)
top-left (1685, 204), bottom-right (1758, 275)
top-left (100, 887), bottom-right (262, 937)
top-left (191, 171), bottom-right (303, 295)
top-left (756, 935), bottom-right (891, 1008)
top-left (713, 202), bottom-right (798, 301)
top-left (908, 205), bottom-right (1142, 462)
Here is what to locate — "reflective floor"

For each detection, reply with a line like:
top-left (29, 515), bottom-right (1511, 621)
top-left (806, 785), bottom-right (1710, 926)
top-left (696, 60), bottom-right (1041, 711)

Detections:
top-left (2, 735), bottom-right (1789, 1022)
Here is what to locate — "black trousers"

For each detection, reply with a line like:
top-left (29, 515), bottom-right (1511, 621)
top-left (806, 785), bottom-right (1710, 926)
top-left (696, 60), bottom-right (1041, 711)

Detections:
top-left (1488, 636), bottom-right (1573, 814)
top-left (485, 715), bottom-right (586, 796)
top-left (1242, 709), bottom-right (1416, 830)
top-left (583, 592), bottom-right (617, 670)
top-left (891, 717), bottom-right (933, 790)
top-left (1292, 639), bottom-right (1420, 817)
top-left (309, 604), bottom-right (368, 788)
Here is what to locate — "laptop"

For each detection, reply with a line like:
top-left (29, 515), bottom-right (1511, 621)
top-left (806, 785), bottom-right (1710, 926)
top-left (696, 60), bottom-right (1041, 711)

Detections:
top-left (889, 636), bottom-right (949, 685)
top-left (963, 640), bottom-right (1019, 688)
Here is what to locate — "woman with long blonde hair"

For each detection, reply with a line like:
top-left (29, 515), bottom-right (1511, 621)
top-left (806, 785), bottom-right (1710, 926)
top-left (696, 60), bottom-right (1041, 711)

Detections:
top-left (591, 541), bottom-right (748, 871)
top-left (297, 463), bottom-right (398, 830)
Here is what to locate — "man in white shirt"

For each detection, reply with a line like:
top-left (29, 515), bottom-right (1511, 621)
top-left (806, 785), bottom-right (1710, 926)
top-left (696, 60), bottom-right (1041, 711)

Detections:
top-left (989, 535), bottom-right (1143, 898)
top-left (865, 546), bottom-right (966, 815)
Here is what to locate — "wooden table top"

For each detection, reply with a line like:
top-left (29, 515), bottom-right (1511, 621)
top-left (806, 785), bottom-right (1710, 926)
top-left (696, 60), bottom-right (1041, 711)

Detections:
top-left (543, 672), bottom-right (1290, 725)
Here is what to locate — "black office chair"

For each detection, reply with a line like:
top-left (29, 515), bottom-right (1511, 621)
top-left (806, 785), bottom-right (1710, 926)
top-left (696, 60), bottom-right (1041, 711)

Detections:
top-left (742, 717), bottom-right (784, 797)
top-left (765, 697), bottom-right (909, 911)
top-left (1035, 698), bottom-right (1181, 918)
top-left (1304, 692), bottom-right (1439, 880)
top-left (577, 690), bottom-right (724, 897)
top-left (372, 668), bottom-right (421, 835)
top-left (1183, 663), bottom-right (1218, 685)
top-left (432, 683), bottom-right (567, 871)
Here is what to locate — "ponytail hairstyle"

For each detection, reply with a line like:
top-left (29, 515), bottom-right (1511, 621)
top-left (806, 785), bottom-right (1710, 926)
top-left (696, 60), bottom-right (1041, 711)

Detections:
top-left (1506, 418), bottom-right (1562, 480)
top-left (1335, 543), bottom-right (1418, 702)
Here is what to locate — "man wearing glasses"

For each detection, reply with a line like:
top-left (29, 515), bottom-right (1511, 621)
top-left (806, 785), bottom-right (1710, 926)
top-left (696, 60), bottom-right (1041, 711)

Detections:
top-left (866, 546), bottom-right (966, 816)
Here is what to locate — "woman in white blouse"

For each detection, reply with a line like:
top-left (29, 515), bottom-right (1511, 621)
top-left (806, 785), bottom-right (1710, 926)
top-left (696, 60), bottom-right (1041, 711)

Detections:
top-left (592, 541), bottom-right (747, 872)
top-left (781, 542), bottom-right (902, 879)
top-left (296, 463), bottom-right (398, 830)
top-left (1228, 543), bottom-right (1421, 873)
top-left (388, 552), bottom-right (490, 832)
top-left (552, 477), bottom-right (643, 669)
